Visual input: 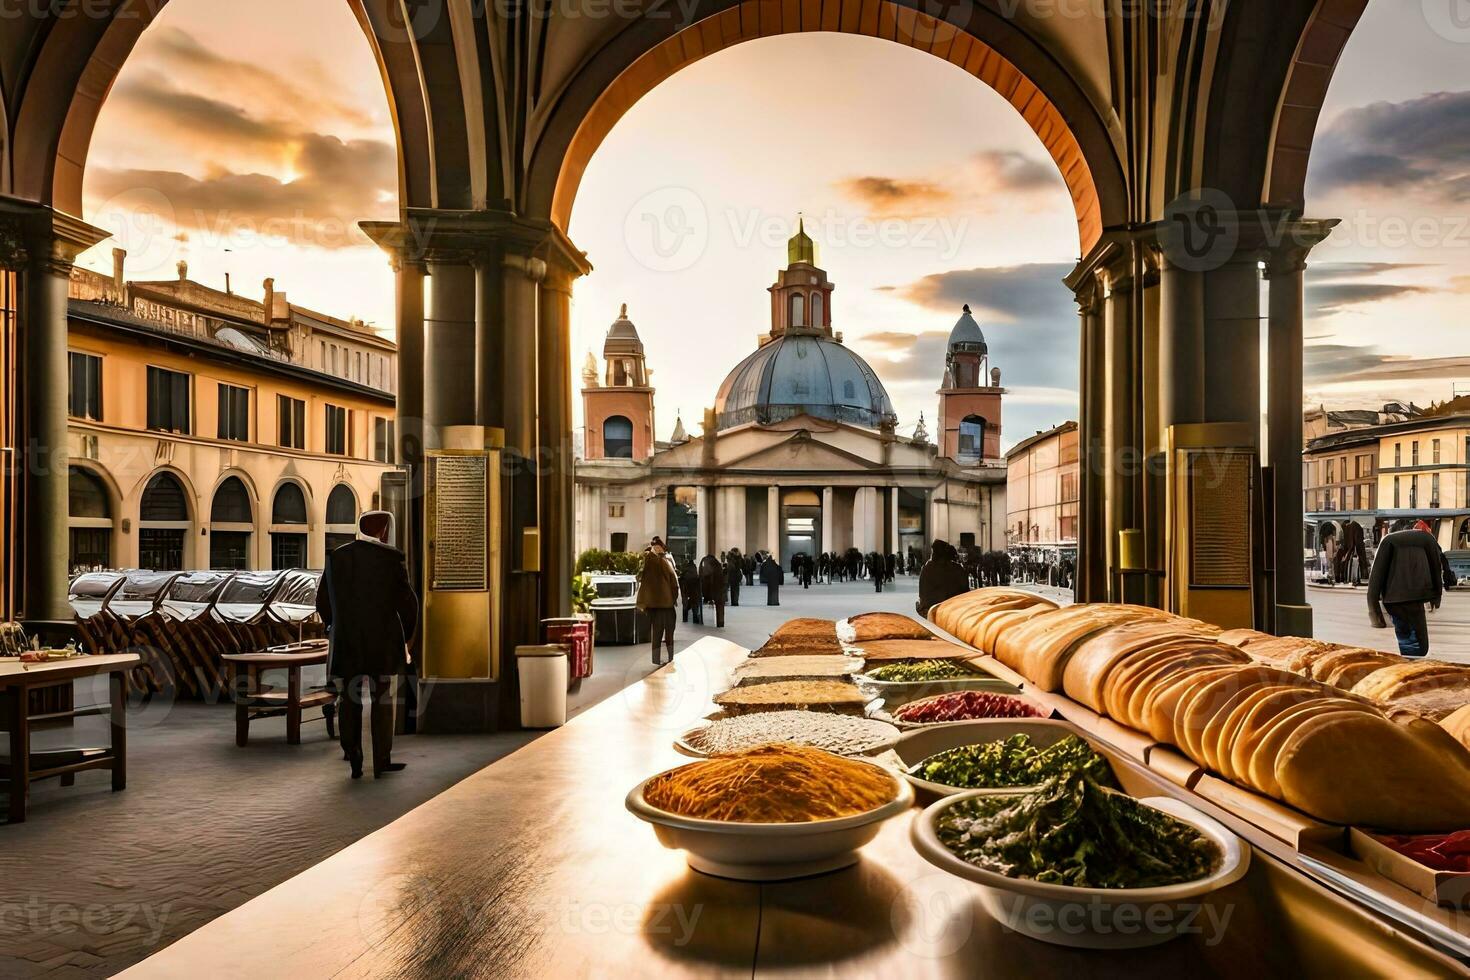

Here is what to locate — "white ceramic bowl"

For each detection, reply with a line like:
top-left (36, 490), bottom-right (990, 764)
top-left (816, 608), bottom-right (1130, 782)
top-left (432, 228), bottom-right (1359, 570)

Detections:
top-left (893, 718), bottom-right (1091, 796)
top-left (911, 788), bottom-right (1250, 949)
top-left (672, 718), bottom-right (901, 759)
top-left (627, 765), bottom-right (914, 881)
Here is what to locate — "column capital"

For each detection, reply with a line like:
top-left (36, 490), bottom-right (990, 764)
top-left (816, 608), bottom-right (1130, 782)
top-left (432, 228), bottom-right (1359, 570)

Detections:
top-left (1262, 217), bottom-right (1340, 278)
top-left (360, 209), bottom-right (593, 278)
top-left (0, 200), bottom-right (109, 274)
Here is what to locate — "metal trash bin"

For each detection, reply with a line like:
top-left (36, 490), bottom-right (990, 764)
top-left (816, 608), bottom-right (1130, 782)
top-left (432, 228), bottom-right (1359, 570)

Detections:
top-left (515, 644), bottom-right (569, 728)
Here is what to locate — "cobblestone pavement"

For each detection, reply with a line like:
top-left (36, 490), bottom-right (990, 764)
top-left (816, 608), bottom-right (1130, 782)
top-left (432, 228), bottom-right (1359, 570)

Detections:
top-left (0, 577), bottom-right (927, 978)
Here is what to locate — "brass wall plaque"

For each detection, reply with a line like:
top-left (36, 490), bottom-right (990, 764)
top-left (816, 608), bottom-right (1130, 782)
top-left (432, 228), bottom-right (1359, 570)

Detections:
top-left (1189, 451), bottom-right (1252, 587)
top-left (429, 453), bottom-right (488, 591)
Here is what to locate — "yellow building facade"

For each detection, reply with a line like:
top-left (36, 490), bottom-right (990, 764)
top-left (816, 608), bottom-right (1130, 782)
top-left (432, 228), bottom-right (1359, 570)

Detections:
top-left (1005, 421), bottom-right (1079, 548)
top-left (65, 257), bottom-right (398, 574)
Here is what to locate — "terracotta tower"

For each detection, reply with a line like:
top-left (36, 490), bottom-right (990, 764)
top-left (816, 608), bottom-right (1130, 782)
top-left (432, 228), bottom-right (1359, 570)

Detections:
top-left (582, 304), bottom-right (655, 460)
top-left (762, 217), bottom-right (836, 346)
top-left (937, 305), bottom-right (1004, 461)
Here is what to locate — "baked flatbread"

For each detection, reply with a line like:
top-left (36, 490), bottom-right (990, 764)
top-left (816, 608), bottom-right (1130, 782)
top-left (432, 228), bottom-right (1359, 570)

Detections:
top-left (847, 612), bottom-right (935, 643)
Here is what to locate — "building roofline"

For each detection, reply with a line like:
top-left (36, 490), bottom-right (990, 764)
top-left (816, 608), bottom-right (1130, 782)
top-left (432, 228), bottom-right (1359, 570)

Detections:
top-left (1005, 420), bottom-right (1078, 459)
top-left (1306, 413), bottom-right (1470, 452)
top-left (69, 302), bottom-right (395, 405)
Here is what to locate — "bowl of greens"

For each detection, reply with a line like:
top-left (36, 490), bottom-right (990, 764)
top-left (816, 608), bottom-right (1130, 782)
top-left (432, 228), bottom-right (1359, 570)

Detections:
top-left (910, 772), bottom-right (1248, 949)
top-left (895, 721), bottom-right (1116, 797)
top-left (856, 659), bottom-right (1017, 698)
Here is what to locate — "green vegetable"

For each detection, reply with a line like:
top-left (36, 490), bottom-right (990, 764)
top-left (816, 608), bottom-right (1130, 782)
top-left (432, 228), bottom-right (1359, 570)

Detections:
top-left (867, 659), bottom-right (980, 682)
top-left (936, 772), bottom-right (1222, 889)
top-left (913, 734), bottom-right (1116, 790)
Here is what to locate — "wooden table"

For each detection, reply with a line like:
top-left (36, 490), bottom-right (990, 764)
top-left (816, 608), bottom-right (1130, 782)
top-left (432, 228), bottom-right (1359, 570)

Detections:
top-left (223, 647), bottom-right (334, 746)
top-left (0, 653), bottom-right (138, 823)
top-left (125, 637), bottom-right (1468, 978)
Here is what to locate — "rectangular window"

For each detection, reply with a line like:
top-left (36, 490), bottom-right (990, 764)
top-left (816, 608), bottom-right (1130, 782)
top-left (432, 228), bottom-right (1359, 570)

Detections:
top-left (146, 366), bottom-right (191, 434)
top-left (608, 503), bottom-right (626, 519)
top-left (277, 395), bottom-right (305, 449)
top-left (354, 351), bottom-right (362, 381)
top-left (373, 417), bottom-right (395, 463)
top-left (68, 351), bottom-right (102, 421)
top-left (610, 531), bottom-right (629, 553)
top-left (1394, 476), bottom-right (1401, 508)
top-left (1395, 443), bottom-right (1402, 467)
top-left (1412, 441), bottom-right (1420, 466)
top-left (217, 383), bottom-right (250, 441)
top-left (1433, 439), bottom-right (1441, 464)
top-left (1432, 474), bottom-right (1441, 507)
top-left (1325, 460), bottom-right (1335, 484)
top-left (1410, 477), bottom-right (1419, 508)
top-left (325, 404), bottom-right (349, 455)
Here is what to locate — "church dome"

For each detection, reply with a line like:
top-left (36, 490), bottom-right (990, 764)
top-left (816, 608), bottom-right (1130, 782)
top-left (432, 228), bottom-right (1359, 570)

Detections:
top-left (713, 334), bottom-right (896, 431)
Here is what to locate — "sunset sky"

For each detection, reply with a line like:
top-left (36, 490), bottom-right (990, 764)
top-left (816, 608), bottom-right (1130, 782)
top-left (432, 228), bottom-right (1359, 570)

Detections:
top-left (77, 0), bottom-right (1470, 450)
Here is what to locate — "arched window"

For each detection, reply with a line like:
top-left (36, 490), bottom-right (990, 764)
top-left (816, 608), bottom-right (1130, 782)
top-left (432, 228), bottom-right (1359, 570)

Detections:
top-left (139, 472), bottom-right (189, 570)
top-left (811, 291), bottom-right (823, 327)
top-left (325, 484), bottom-right (359, 554)
top-left (326, 485), bottom-right (357, 525)
top-left (958, 415), bottom-right (986, 457)
top-left (210, 477), bottom-right (254, 570)
top-left (271, 483), bottom-right (309, 570)
top-left (789, 292), bottom-right (805, 328)
top-left (210, 477), bottom-right (253, 524)
top-left (68, 466), bottom-right (112, 572)
top-left (603, 415), bottom-right (634, 459)
top-left (272, 483), bottom-right (308, 524)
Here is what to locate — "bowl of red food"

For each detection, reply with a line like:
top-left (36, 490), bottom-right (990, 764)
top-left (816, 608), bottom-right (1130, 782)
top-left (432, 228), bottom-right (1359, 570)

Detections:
top-left (868, 689), bottom-right (1049, 729)
top-left (1350, 828), bottom-right (1470, 908)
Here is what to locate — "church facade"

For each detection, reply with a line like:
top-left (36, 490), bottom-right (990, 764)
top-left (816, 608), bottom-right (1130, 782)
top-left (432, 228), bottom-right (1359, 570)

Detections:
top-left (574, 225), bottom-right (1007, 565)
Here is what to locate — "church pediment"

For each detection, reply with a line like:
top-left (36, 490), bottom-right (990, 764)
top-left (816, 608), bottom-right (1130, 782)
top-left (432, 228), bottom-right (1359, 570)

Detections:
top-left (700, 430), bottom-right (882, 472)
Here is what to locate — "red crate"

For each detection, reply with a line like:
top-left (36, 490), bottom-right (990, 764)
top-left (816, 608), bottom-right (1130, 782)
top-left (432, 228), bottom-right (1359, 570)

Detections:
top-left (543, 617), bottom-right (593, 679)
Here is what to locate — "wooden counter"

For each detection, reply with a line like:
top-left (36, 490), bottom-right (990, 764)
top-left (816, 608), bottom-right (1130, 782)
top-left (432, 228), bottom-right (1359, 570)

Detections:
top-left (126, 638), bottom-right (1467, 978)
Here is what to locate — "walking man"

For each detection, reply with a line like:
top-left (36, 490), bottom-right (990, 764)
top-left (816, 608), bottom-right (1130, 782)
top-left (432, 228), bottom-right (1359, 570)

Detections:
top-left (317, 510), bottom-right (417, 780)
top-left (700, 554), bottom-right (727, 628)
top-left (637, 537), bottom-right (679, 665)
top-left (725, 548), bottom-right (743, 607)
top-left (761, 553), bottom-right (784, 606)
top-left (1367, 527), bottom-right (1452, 657)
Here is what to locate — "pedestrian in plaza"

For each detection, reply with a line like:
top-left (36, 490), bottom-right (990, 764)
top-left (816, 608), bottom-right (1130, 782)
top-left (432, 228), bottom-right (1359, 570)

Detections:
top-left (700, 553), bottom-right (726, 627)
top-left (317, 510), bottom-right (417, 780)
top-left (679, 559), bottom-right (704, 625)
top-left (637, 536), bottom-right (679, 666)
top-left (799, 554), bottom-right (813, 589)
top-left (867, 551), bottom-right (884, 593)
top-left (917, 539), bottom-right (971, 618)
top-left (725, 548), bottom-right (743, 607)
top-left (760, 553), bottom-right (784, 606)
top-left (744, 553), bottom-right (756, 587)
top-left (1367, 527), bottom-right (1449, 657)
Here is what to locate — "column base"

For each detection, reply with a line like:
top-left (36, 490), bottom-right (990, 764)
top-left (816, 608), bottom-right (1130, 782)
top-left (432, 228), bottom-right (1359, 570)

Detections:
top-left (416, 678), bottom-right (513, 733)
top-left (1274, 603), bottom-right (1314, 639)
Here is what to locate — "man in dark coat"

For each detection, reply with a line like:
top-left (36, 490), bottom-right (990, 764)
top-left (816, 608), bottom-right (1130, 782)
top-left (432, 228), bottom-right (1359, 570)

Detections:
top-left (636, 538), bottom-right (679, 665)
top-left (725, 549), bottom-right (743, 607)
top-left (867, 551), bottom-right (884, 593)
top-left (744, 553), bottom-right (756, 587)
top-left (699, 554), bottom-right (726, 628)
top-left (1368, 528), bottom-right (1451, 656)
top-left (760, 554), bottom-right (784, 606)
top-left (678, 560), bottom-right (703, 625)
top-left (317, 511), bottom-right (418, 779)
top-left (918, 539), bottom-right (971, 618)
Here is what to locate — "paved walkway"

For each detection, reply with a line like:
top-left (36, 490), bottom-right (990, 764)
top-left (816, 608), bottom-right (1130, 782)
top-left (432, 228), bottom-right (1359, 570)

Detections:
top-left (0, 577), bottom-right (925, 978)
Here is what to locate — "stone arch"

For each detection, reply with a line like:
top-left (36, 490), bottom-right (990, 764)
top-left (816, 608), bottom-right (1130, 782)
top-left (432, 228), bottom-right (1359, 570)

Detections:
top-left (271, 481), bottom-right (311, 526)
top-left (326, 484), bottom-right (359, 526)
top-left (13, 0), bottom-right (433, 215)
top-left (531, 0), bottom-right (1128, 253)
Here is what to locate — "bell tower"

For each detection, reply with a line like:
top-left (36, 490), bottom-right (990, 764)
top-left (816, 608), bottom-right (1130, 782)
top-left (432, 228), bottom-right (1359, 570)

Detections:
top-left (764, 216), bottom-right (836, 345)
top-left (582, 304), bottom-right (656, 460)
top-left (938, 305), bottom-right (1004, 461)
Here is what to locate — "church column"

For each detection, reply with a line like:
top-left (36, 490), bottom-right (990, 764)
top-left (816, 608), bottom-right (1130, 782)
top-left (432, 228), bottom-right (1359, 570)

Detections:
top-left (767, 486), bottom-right (781, 557)
top-left (722, 486), bottom-right (747, 555)
top-left (19, 210), bottom-right (109, 621)
top-left (1102, 260), bottom-right (1139, 598)
top-left (538, 263), bottom-right (576, 617)
top-left (1266, 220), bottom-right (1337, 637)
top-left (392, 254), bottom-right (426, 582)
top-left (888, 488), bottom-right (900, 554)
top-left (695, 486), bottom-right (710, 560)
top-left (821, 486), bottom-right (834, 553)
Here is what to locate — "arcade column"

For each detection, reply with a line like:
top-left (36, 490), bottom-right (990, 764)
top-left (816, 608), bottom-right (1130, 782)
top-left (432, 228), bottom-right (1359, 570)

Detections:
top-left (1070, 276), bottom-right (1107, 603)
top-left (821, 487), bottom-right (834, 553)
top-left (538, 263), bottom-right (577, 618)
top-left (16, 208), bottom-right (110, 623)
top-left (1265, 220), bottom-right (1338, 637)
top-left (767, 486), bottom-right (781, 556)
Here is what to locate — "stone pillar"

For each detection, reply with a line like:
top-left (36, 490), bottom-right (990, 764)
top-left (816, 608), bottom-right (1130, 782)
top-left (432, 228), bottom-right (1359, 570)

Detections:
top-left (474, 256), bottom-right (503, 429)
top-left (1266, 220), bottom-right (1336, 637)
top-left (767, 485), bottom-right (781, 557)
top-left (392, 255), bottom-right (426, 579)
top-left (695, 486), bottom-right (709, 560)
top-left (1102, 265), bottom-right (1138, 598)
top-left (500, 255), bottom-right (541, 459)
top-left (538, 266), bottom-right (575, 617)
top-left (721, 486), bottom-right (747, 555)
top-left (888, 488), bottom-right (900, 554)
top-left (423, 260), bottom-right (477, 445)
top-left (19, 211), bottom-right (108, 621)
top-left (1201, 257), bottom-right (1263, 428)
top-left (1074, 282), bottom-right (1107, 602)
top-left (821, 486), bottom-right (834, 553)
